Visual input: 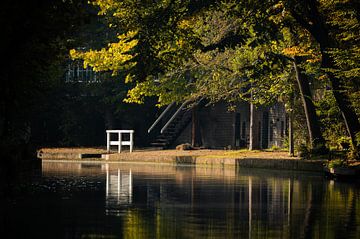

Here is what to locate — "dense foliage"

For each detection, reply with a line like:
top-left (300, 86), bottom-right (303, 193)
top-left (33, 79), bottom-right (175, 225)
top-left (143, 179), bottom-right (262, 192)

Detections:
top-left (70, 0), bottom-right (359, 158)
top-left (2, 0), bottom-right (356, 159)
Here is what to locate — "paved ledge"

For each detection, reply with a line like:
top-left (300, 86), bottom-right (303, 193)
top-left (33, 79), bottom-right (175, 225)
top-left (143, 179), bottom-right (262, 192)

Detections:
top-left (235, 158), bottom-right (325, 172)
top-left (195, 157), bottom-right (325, 172)
top-left (38, 152), bottom-right (82, 159)
top-left (38, 148), bottom-right (326, 173)
top-left (38, 152), bottom-right (103, 160)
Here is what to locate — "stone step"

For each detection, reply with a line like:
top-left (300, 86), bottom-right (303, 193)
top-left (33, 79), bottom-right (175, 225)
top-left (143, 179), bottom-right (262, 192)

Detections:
top-left (150, 142), bottom-right (168, 147)
top-left (156, 138), bottom-right (170, 143)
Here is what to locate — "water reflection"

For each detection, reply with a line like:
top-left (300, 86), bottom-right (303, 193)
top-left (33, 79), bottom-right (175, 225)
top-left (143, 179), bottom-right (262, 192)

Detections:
top-left (105, 164), bottom-right (132, 215)
top-left (1, 162), bottom-right (359, 239)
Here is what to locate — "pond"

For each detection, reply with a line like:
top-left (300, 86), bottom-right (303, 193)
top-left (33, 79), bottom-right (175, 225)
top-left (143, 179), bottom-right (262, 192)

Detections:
top-left (1, 161), bottom-right (359, 239)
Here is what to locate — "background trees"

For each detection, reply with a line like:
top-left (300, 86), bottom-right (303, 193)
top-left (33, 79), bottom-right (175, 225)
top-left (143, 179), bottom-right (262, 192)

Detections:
top-left (2, 0), bottom-right (357, 160)
top-left (72, 0), bottom-right (359, 158)
top-left (286, 0), bottom-right (360, 156)
top-left (0, 0), bottom-right (158, 172)
top-left (0, 0), bottom-right (91, 161)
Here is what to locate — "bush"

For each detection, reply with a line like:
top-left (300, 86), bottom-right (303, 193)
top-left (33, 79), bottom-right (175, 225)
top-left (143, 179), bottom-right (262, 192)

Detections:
top-left (337, 136), bottom-right (351, 150)
top-left (270, 145), bottom-right (281, 151)
top-left (297, 144), bottom-right (310, 160)
top-left (347, 149), bottom-right (360, 161)
top-left (327, 159), bottom-right (347, 169)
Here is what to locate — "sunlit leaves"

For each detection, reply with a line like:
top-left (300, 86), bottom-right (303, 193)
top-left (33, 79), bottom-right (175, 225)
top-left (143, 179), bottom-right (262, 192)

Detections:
top-left (72, 0), bottom-right (359, 121)
top-left (124, 67), bottom-right (193, 107)
top-left (318, 0), bottom-right (360, 116)
top-left (70, 31), bottom-right (138, 75)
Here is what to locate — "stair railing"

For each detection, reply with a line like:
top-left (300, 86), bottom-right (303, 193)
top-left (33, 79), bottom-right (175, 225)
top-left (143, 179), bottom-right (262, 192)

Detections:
top-left (160, 100), bottom-right (190, 134)
top-left (147, 102), bottom-right (175, 133)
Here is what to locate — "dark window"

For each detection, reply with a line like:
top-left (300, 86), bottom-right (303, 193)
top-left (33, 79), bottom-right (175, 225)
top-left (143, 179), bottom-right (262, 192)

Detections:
top-left (281, 121), bottom-right (284, 137)
top-left (270, 121), bottom-right (274, 142)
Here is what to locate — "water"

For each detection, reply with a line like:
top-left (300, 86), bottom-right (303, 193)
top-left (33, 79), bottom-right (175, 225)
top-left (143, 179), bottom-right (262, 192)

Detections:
top-left (1, 162), bottom-right (360, 239)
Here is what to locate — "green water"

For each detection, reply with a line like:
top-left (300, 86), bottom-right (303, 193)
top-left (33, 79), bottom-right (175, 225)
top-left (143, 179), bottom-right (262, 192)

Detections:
top-left (1, 162), bottom-right (359, 239)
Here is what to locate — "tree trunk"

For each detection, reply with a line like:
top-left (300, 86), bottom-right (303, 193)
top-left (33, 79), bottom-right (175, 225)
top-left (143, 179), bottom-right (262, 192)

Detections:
top-left (249, 102), bottom-right (258, 150)
top-left (293, 56), bottom-right (326, 151)
top-left (290, 0), bottom-right (360, 156)
top-left (322, 51), bottom-right (360, 155)
top-left (288, 90), bottom-right (295, 157)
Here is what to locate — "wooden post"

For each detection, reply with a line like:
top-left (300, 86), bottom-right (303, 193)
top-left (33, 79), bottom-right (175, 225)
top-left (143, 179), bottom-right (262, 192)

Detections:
top-left (118, 132), bottom-right (122, 153)
top-left (106, 131), bottom-right (110, 153)
top-left (191, 105), bottom-right (202, 147)
top-left (130, 131), bottom-right (133, 153)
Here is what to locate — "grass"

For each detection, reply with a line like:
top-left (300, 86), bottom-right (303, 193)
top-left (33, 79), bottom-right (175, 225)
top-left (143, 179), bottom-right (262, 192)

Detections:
top-left (39, 147), bottom-right (298, 161)
top-left (200, 149), bottom-right (295, 159)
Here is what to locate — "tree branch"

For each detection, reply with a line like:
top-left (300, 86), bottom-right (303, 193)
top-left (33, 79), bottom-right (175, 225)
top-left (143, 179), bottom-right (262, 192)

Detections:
top-left (201, 33), bottom-right (245, 52)
top-left (289, 8), bottom-right (313, 33)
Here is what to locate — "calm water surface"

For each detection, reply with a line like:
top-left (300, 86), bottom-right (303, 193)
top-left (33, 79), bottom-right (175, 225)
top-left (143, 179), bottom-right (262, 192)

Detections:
top-left (1, 162), bottom-right (360, 239)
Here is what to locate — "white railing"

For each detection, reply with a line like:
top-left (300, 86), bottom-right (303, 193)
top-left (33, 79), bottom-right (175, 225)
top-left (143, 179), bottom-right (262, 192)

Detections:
top-left (147, 102), bottom-right (175, 133)
top-left (160, 100), bottom-right (190, 134)
top-left (106, 130), bottom-right (134, 153)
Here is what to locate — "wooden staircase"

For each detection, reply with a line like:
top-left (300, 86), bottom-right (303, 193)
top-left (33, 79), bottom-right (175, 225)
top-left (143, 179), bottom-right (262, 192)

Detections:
top-left (148, 98), bottom-right (205, 149)
top-left (150, 107), bottom-right (192, 148)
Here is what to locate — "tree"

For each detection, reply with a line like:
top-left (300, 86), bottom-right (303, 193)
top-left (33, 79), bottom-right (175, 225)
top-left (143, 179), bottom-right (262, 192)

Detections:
top-left (293, 56), bottom-right (326, 151)
top-left (286, 0), bottom-right (360, 157)
top-left (72, 0), bottom-right (359, 156)
top-left (0, 0), bottom-right (96, 169)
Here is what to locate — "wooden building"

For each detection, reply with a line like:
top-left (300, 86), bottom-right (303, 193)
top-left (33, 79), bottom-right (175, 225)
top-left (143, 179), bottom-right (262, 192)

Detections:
top-left (149, 101), bottom-right (287, 149)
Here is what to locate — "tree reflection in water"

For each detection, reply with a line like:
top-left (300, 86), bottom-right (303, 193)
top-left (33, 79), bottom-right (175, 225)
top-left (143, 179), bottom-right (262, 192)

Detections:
top-left (0, 162), bottom-right (359, 239)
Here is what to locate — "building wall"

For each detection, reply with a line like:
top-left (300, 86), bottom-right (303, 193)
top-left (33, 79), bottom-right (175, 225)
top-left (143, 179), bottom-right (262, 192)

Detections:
top-left (199, 102), bottom-right (235, 148)
top-left (251, 103), bottom-right (286, 149)
top-left (173, 121), bottom-right (191, 145)
top-left (173, 102), bottom-right (235, 148)
top-left (234, 103), bottom-right (251, 148)
top-left (267, 103), bottom-right (287, 148)
top-left (173, 101), bottom-right (286, 149)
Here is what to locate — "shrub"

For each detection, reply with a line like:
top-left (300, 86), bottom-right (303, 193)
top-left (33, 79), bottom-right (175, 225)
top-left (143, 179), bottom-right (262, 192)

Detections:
top-left (297, 144), bottom-right (310, 160)
top-left (327, 159), bottom-right (347, 169)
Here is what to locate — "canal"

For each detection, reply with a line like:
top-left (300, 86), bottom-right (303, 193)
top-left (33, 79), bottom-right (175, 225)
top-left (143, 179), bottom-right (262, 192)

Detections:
top-left (1, 162), bottom-right (359, 238)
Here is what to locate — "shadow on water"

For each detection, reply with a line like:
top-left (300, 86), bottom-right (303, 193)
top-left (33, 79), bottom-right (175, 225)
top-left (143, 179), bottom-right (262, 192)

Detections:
top-left (1, 161), bottom-right (359, 239)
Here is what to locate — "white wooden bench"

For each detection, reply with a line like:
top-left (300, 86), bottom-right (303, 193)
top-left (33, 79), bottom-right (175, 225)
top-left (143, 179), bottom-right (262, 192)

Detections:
top-left (106, 130), bottom-right (134, 153)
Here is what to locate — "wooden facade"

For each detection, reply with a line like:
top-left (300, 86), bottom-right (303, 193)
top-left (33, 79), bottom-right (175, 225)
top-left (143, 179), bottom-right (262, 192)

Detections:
top-left (173, 102), bottom-right (286, 149)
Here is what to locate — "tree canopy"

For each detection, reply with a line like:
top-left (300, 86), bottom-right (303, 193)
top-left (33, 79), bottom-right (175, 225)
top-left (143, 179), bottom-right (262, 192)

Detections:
top-left (71, 0), bottom-right (360, 157)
